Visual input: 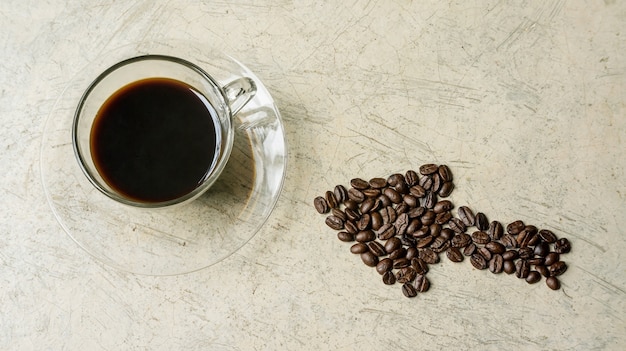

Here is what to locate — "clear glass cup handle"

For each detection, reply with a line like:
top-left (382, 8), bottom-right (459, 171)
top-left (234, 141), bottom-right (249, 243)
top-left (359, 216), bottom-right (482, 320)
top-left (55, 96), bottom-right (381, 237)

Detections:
top-left (223, 77), bottom-right (257, 116)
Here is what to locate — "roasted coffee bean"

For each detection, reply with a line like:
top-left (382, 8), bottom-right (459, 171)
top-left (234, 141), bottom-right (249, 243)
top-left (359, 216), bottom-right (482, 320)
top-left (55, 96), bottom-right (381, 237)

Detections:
top-left (370, 211), bottom-right (383, 230)
top-left (507, 220), bottom-right (525, 235)
top-left (384, 237), bottom-right (402, 254)
top-left (518, 247), bottom-right (534, 259)
top-left (344, 199), bottom-right (358, 211)
top-left (515, 229), bottom-right (533, 248)
top-left (420, 210), bottom-right (436, 226)
top-left (344, 220), bottom-right (358, 234)
top-left (463, 243), bottom-right (477, 256)
top-left (394, 213), bottom-right (410, 236)
top-left (429, 223), bottom-right (442, 237)
top-left (387, 173), bottom-right (405, 187)
top-left (503, 260), bottom-right (516, 274)
top-left (423, 191), bottom-right (436, 209)
top-left (369, 177), bottom-right (387, 189)
top-left (440, 228), bottom-right (455, 241)
top-left (386, 206), bottom-right (397, 223)
top-left (406, 219), bottom-right (421, 235)
top-left (536, 265), bottom-right (550, 277)
top-left (526, 271), bottom-right (541, 284)
top-left (431, 173), bottom-right (442, 193)
top-left (438, 165), bottom-right (452, 182)
top-left (434, 200), bottom-right (453, 214)
top-left (435, 211), bottom-right (452, 225)
top-left (439, 181), bottom-right (454, 197)
top-left (430, 236), bottom-right (450, 253)
top-left (470, 254), bottom-right (488, 270)
top-left (449, 217), bottom-right (467, 234)
top-left (394, 202), bottom-right (409, 215)
top-left (378, 194), bottom-right (392, 207)
top-left (360, 198), bottom-right (377, 213)
top-left (485, 241), bottom-right (506, 254)
top-left (549, 261), bottom-right (568, 276)
top-left (376, 223), bottom-right (396, 240)
top-left (393, 257), bottom-right (410, 269)
top-left (389, 247), bottom-right (407, 260)
top-left (458, 206), bottom-right (475, 227)
top-left (405, 170), bottom-right (420, 186)
top-left (420, 248), bottom-right (440, 264)
top-left (368, 241), bottom-right (387, 256)
top-left (527, 232), bottom-right (542, 247)
top-left (539, 229), bottom-right (557, 243)
top-left (350, 177), bottom-right (370, 190)
top-left (419, 163), bottom-right (438, 175)
top-left (395, 180), bottom-right (409, 195)
top-left (416, 236), bottom-right (434, 248)
top-left (409, 185), bottom-right (426, 198)
top-left (400, 236), bottom-right (417, 249)
top-left (331, 208), bottom-right (347, 221)
top-left (515, 260), bottom-right (530, 279)
top-left (407, 206), bottom-right (426, 219)
top-left (325, 190), bottom-right (338, 209)
top-left (446, 247), bottom-right (464, 262)
top-left (382, 271), bottom-right (396, 285)
top-left (475, 212), bottom-right (489, 231)
top-left (472, 231), bottom-right (491, 244)
top-left (451, 233), bottom-right (472, 248)
top-left (546, 276), bottom-right (560, 290)
top-left (348, 188), bottom-right (365, 203)
top-left (544, 252), bottom-right (560, 266)
top-left (489, 254), bottom-right (504, 274)
top-left (361, 251), bottom-right (379, 267)
top-left (412, 227), bottom-right (430, 239)
top-left (403, 194), bottom-right (418, 208)
top-left (383, 188), bottom-right (402, 204)
top-left (534, 242), bottom-right (550, 257)
top-left (528, 257), bottom-right (544, 266)
top-left (501, 234), bottom-right (519, 248)
top-left (350, 242), bottom-right (368, 254)
top-left (345, 208), bottom-right (360, 221)
top-left (314, 196), bottom-right (329, 214)
top-left (406, 247), bottom-right (419, 260)
top-left (488, 221), bottom-right (504, 240)
top-left (402, 282), bottom-right (418, 298)
top-left (325, 215), bottom-right (344, 230)
top-left (524, 225), bottom-right (538, 235)
top-left (419, 175), bottom-right (433, 190)
top-left (363, 188), bottom-right (381, 198)
top-left (502, 249), bottom-right (519, 261)
top-left (356, 230), bottom-right (376, 242)
top-left (554, 238), bottom-right (571, 254)
top-left (376, 258), bottom-right (393, 275)
top-left (337, 231), bottom-right (354, 242)
top-left (397, 267), bottom-right (418, 284)
top-left (333, 184), bottom-right (348, 203)
top-left (411, 257), bottom-right (429, 275)
top-left (413, 275), bottom-right (430, 292)
top-left (478, 247), bottom-right (492, 261)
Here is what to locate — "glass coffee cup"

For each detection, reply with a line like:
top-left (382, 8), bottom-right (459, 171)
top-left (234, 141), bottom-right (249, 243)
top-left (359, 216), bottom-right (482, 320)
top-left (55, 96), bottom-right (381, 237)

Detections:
top-left (72, 55), bottom-right (256, 208)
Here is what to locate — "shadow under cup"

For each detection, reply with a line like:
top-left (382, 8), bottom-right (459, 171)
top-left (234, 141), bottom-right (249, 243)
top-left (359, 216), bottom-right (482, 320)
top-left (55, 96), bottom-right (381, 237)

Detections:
top-left (73, 55), bottom-right (254, 208)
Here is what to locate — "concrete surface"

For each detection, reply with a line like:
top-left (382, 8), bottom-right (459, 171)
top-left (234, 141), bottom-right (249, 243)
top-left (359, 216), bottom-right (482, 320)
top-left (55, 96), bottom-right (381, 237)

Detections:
top-left (1, 1), bottom-right (624, 350)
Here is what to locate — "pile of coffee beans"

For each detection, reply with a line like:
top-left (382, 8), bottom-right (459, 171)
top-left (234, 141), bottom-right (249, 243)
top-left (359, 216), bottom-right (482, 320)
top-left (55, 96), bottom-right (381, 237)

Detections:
top-left (313, 164), bottom-right (571, 298)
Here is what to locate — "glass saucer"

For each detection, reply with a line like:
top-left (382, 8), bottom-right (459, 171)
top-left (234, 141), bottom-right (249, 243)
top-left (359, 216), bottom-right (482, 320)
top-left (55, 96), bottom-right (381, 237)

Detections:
top-left (40, 41), bottom-right (287, 275)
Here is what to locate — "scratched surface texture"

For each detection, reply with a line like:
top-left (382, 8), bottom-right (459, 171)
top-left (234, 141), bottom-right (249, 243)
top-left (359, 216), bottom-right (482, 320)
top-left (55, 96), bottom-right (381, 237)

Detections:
top-left (1, 1), bottom-right (625, 350)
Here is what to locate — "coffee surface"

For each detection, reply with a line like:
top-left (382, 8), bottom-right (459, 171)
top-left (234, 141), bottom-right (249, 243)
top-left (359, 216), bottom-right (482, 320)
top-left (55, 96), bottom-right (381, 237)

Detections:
top-left (90, 78), bottom-right (219, 203)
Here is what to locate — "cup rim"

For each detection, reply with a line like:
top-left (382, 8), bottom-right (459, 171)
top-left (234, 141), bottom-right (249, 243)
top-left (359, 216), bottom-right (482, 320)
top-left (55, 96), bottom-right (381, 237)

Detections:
top-left (72, 54), bottom-right (232, 208)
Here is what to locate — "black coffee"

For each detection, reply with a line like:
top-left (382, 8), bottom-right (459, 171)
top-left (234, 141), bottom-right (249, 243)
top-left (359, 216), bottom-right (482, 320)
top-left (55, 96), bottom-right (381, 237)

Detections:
top-left (91, 78), bottom-right (220, 203)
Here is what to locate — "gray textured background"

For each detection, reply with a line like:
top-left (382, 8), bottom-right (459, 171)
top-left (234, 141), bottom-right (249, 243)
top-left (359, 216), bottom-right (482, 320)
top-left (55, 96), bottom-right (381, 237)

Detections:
top-left (1, 1), bottom-right (624, 350)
